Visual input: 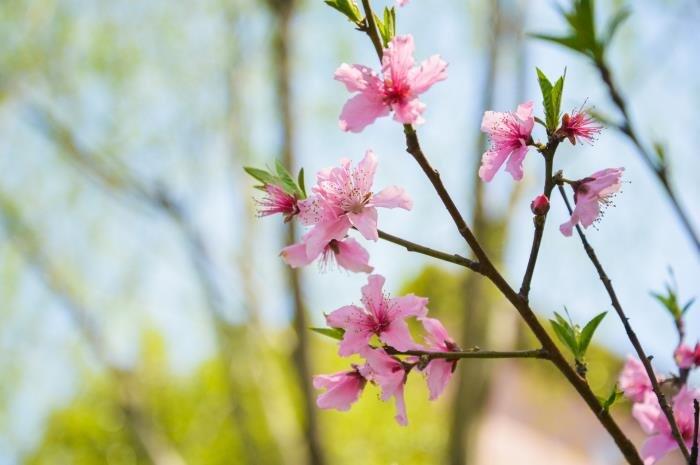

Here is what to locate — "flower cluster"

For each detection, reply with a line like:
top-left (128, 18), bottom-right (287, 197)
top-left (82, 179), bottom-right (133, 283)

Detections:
top-left (619, 353), bottom-right (700, 464)
top-left (313, 274), bottom-right (458, 425)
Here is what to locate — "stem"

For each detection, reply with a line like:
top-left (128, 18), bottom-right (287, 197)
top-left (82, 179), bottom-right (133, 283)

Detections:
top-left (356, 3), bottom-right (643, 463)
top-left (557, 184), bottom-right (691, 462)
top-left (519, 140), bottom-right (560, 300)
top-left (377, 229), bottom-right (481, 272)
top-left (386, 347), bottom-right (550, 361)
top-left (691, 400), bottom-right (699, 465)
top-left (595, 59), bottom-right (700, 257)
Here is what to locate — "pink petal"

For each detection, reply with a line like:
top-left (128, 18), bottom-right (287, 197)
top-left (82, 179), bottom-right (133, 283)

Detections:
top-left (371, 186), bottom-right (413, 210)
top-left (515, 101), bottom-right (534, 124)
top-left (349, 207), bottom-right (379, 241)
top-left (391, 98), bottom-right (426, 125)
top-left (640, 435), bottom-right (677, 465)
top-left (361, 274), bottom-right (386, 310)
top-left (424, 359), bottom-right (453, 400)
top-left (326, 304), bottom-right (367, 329)
top-left (478, 149), bottom-right (509, 182)
top-left (559, 217), bottom-right (577, 237)
top-left (338, 328), bottom-right (373, 357)
top-left (355, 150), bottom-right (378, 194)
top-left (304, 216), bottom-right (351, 258)
top-left (408, 54), bottom-right (448, 95)
top-left (297, 196), bottom-right (326, 226)
top-left (632, 395), bottom-right (663, 435)
top-left (382, 35), bottom-right (415, 87)
top-left (339, 92), bottom-right (390, 133)
top-left (313, 371), bottom-right (366, 411)
top-left (480, 110), bottom-right (503, 133)
top-left (393, 387), bottom-right (408, 426)
top-left (380, 319), bottom-right (419, 352)
top-left (280, 242), bottom-right (312, 268)
top-left (390, 295), bottom-right (428, 319)
top-left (334, 63), bottom-right (379, 92)
top-left (504, 145), bottom-right (529, 181)
top-left (420, 317), bottom-right (451, 350)
top-left (575, 198), bottom-right (601, 229)
top-left (335, 238), bottom-right (373, 273)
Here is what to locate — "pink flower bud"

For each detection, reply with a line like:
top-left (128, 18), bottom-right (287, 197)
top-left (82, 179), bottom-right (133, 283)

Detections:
top-left (530, 194), bottom-right (550, 216)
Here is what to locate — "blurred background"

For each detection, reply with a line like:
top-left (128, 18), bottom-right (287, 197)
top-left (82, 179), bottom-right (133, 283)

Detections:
top-left (1, 0), bottom-right (699, 464)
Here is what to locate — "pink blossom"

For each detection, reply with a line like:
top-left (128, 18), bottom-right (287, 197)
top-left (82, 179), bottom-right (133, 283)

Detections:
top-left (335, 35), bottom-right (447, 132)
top-left (478, 101), bottom-right (535, 182)
top-left (313, 366), bottom-right (367, 411)
top-left (326, 274), bottom-right (428, 356)
top-left (559, 167), bottom-right (624, 237)
top-left (419, 317), bottom-right (459, 400)
top-left (619, 356), bottom-right (655, 403)
top-left (530, 194), bottom-right (550, 216)
top-left (674, 343), bottom-right (700, 369)
top-left (312, 150), bottom-right (412, 242)
top-left (281, 236), bottom-right (373, 273)
top-left (360, 348), bottom-right (409, 425)
top-left (559, 110), bottom-right (602, 145)
top-left (256, 184), bottom-right (299, 222)
top-left (632, 387), bottom-right (700, 464)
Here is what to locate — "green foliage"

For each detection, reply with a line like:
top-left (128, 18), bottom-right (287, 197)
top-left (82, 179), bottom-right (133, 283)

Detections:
top-left (550, 310), bottom-right (607, 362)
top-left (374, 7), bottom-right (396, 48)
top-left (311, 327), bottom-right (345, 340)
top-left (531, 0), bottom-right (630, 62)
top-left (651, 273), bottom-right (695, 322)
top-left (324, 0), bottom-right (362, 23)
top-left (243, 162), bottom-right (306, 199)
top-left (596, 384), bottom-right (623, 413)
top-left (535, 68), bottom-right (566, 133)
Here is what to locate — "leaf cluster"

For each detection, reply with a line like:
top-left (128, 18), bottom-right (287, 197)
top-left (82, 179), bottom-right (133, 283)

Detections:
top-left (244, 161), bottom-right (306, 199)
top-left (550, 310), bottom-right (607, 363)
top-left (536, 68), bottom-right (565, 134)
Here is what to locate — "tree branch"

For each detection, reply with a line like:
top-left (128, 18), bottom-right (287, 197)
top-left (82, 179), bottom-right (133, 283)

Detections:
top-left (356, 3), bottom-right (644, 463)
top-left (557, 183), bottom-right (691, 461)
top-left (385, 347), bottom-right (549, 361)
top-left (377, 229), bottom-right (481, 272)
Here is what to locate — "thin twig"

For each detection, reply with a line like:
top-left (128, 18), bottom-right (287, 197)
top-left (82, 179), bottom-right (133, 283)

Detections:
top-left (377, 229), bottom-right (481, 272)
top-left (595, 59), bottom-right (700, 257)
top-left (557, 183), bottom-right (691, 461)
top-left (691, 399), bottom-right (699, 465)
top-left (385, 347), bottom-right (549, 361)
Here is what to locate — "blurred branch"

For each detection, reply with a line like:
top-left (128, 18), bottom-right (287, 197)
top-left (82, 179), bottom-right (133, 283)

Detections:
top-left (264, 0), bottom-right (326, 463)
top-left (26, 106), bottom-right (272, 465)
top-left (593, 59), bottom-right (700, 257)
top-left (0, 194), bottom-right (187, 465)
top-left (386, 346), bottom-right (549, 361)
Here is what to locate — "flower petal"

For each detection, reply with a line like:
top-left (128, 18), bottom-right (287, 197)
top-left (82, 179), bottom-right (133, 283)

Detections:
top-left (408, 54), bottom-right (448, 95)
top-left (424, 359), bottom-right (453, 401)
top-left (339, 93), bottom-right (390, 133)
top-left (504, 145), bottom-right (529, 181)
top-left (280, 242), bottom-right (312, 268)
top-left (392, 98), bottom-right (426, 125)
top-left (380, 319), bottom-right (418, 352)
top-left (349, 207), bottom-right (379, 241)
top-left (335, 238), bottom-right (373, 273)
top-left (382, 35), bottom-right (415, 87)
top-left (478, 149), bottom-right (509, 182)
top-left (372, 186), bottom-right (413, 210)
top-left (334, 63), bottom-right (379, 92)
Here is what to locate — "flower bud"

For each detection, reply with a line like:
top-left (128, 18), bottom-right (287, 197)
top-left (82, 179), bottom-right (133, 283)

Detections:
top-left (530, 194), bottom-right (550, 216)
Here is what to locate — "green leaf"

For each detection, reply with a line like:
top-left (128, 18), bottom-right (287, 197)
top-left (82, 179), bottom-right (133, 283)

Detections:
top-left (382, 7), bottom-right (396, 46)
top-left (578, 311), bottom-right (607, 357)
top-left (274, 160), bottom-right (302, 197)
top-left (682, 298), bottom-right (695, 315)
top-left (243, 166), bottom-right (276, 186)
top-left (297, 168), bottom-right (306, 198)
top-left (324, 0), bottom-right (362, 23)
top-left (603, 7), bottom-right (631, 45)
top-left (536, 68), bottom-right (566, 132)
top-left (550, 319), bottom-right (578, 357)
top-left (598, 384), bottom-right (623, 412)
top-left (310, 327), bottom-right (345, 340)
top-left (529, 33), bottom-right (586, 54)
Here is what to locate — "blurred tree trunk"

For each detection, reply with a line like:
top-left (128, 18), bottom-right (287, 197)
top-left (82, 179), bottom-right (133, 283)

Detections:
top-left (448, 1), bottom-right (527, 463)
top-left (265, 1), bottom-right (326, 465)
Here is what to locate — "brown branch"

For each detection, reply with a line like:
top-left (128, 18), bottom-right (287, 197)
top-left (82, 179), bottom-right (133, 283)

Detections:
top-left (595, 59), bottom-right (700, 257)
top-left (377, 229), bottom-right (481, 272)
top-left (356, 3), bottom-right (643, 463)
top-left (692, 399), bottom-right (699, 465)
top-left (557, 183), bottom-right (691, 461)
top-left (518, 140), bottom-right (560, 300)
top-left (385, 347), bottom-right (549, 361)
